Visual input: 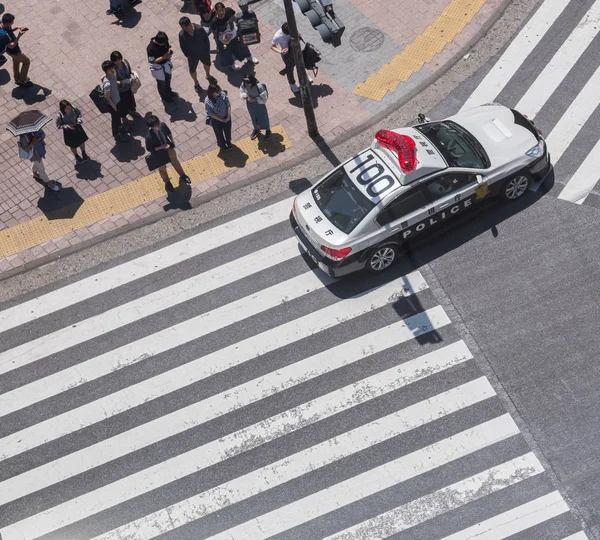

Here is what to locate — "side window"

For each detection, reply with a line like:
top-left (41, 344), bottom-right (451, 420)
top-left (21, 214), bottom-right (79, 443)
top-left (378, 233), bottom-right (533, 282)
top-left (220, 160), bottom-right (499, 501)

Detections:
top-left (376, 187), bottom-right (428, 226)
top-left (423, 173), bottom-right (475, 203)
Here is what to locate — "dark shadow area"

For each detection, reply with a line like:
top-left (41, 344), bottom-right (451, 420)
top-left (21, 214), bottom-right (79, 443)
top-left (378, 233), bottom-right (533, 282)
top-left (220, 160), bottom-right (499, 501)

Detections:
top-left (37, 186), bottom-right (84, 219)
top-left (0, 69), bottom-right (10, 86)
top-left (0, 4), bottom-right (5, 14)
top-left (166, 97), bottom-right (197, 123)
top-left (179, 2), bottom-right (195, 13)
top-left (124, 114), bottom-right (150, 137)
top-left (163, 182), bottom-right (192, 211)
top-left (113, 2), bottom-right (142, 28)
top-left (287, 83), bottom-right (334, 109)
top-left (213, 56), bottom-right (254, 87)
top-left (256, 131), bottom-right (287, 157)
top-left (311, 135), bottom-right (341, 168)
top-left (110, 137), bottom-right (145, 162)
top-left (288, 178), bottom-right (312, 194)
top-left (11, 83), bottom-right (51, 104)
top-left (75, 159), bottom-right (103, 181)
top-left (217, 144), bottom-right (249, 167)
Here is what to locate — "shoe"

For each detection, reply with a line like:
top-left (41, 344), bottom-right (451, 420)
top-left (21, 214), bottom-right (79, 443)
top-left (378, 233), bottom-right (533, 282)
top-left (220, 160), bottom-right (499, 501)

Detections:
top-left (75, 155), bottom-right (84, 164)
top-left (230, 62), bottom-right (241, 72)
top-left (290, 83), bottom-right (299, 93)
top-left (106, 7), bottom-right (122, 15)
top-left (165, 181), bottom-right (175, 193)
top-left (194, 83), bottom-right (203, 95)
top-left (179, 175), bottom-right (192, 185)
top-left (308, 75), bottom-right (313, 84)
top-left (264, 129), bottom-right (272, 141)
top-left (45, 180), bottom-right (61, 192)
top-left (250, 128), bottom-right (260, 140)
top-left (15, 79), bottom-right (33, 87)
top-left (81, 153), bottom-right (90, 162)
top-left (249, 56), bottom-right (259, 65)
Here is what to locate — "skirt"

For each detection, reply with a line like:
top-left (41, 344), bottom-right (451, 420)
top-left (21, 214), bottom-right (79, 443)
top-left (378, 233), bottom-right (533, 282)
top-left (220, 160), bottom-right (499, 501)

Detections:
top-left (63, 124), bottom-right (89, 149)
top-left (246, 101), bottom-right (270, 131)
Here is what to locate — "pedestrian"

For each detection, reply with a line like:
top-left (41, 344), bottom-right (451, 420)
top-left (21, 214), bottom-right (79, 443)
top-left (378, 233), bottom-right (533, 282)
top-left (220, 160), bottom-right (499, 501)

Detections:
top-left (205, 83), bottom-right (232, 151)
top-left (144, 114), bottom-right (191, 192)
top-left (110, 50), bottom-right (138, 121)
top-left (1, 13), bottom-right (32, 87)
top-left (56, 100), bottom-right (90, 165)
top-left (210, 2), bottom-right (256, 71)
top-left (107, 0), bottom-right (140, 15)
top-left (235, 0), bottom-right (260, 64)
top-left (147, 31), bottom-right (178, 105)
top-left (270, 23), bottom-right (312, 94)
top-left (192, 0), bottom-right (215, 35)
top-left (178, 16), bottom-right (212, 96)
top-left (18, 129), bottom-right (61, 191)
top-left (101, 60), bottom-right (131, 143)
top-left (240, 73), bottom-right (271, 140)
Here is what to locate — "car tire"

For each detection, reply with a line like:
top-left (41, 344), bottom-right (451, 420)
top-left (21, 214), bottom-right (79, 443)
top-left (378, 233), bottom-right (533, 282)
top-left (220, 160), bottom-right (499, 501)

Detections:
top-left (501, 172), bottom-right (531, 201)
top-left (367, 245), bottom-right (398, 273)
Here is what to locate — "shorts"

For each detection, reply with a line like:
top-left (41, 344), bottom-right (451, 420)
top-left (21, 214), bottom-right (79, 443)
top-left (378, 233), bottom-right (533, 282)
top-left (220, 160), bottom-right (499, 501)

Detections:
top-left (188, 55), bottom-right (211, 73)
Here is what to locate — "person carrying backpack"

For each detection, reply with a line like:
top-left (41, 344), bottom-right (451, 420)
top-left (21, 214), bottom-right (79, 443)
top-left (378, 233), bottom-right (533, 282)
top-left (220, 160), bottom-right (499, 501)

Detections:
top-left (270, 23), bottom-right (312, 94)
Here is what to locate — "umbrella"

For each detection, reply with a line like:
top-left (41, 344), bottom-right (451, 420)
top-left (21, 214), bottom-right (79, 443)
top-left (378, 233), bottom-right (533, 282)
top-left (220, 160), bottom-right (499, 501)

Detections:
top-left (7, 110), bottom-right (52, 136)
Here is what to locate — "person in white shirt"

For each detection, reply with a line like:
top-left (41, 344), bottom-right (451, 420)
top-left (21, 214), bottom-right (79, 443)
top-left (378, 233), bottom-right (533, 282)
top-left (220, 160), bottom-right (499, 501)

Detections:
top-left (270, 23), bottom-right (312, 94)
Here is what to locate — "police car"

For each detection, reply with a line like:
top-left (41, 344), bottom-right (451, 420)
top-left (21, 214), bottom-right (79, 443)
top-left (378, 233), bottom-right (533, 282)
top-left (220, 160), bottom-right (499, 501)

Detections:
top-left (290, 103), bottom-right (550, 277)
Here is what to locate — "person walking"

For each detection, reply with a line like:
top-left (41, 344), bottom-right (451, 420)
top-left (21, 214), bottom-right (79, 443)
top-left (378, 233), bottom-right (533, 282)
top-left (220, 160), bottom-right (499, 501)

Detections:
top-left (205, 83), bottom-right (232, 151)
top-left (56, 100), bottom-right (90, 165)
top-left (18, 129), bottom-right (61, 191)
top-left (145, 114), bottom-right (191, 193)
top-left (147, 31), bottom-right (178, 105)
top-left (110, 50), bottom-right (138, 121)
top-left (240, 73), bottom-right (271, 140)
top-left (178, 16), bottom-right (212, 96)
top-left (210, 2), bottom-right (255, 71)
top-left (1, 13), bottom-right (32, 87)
top-left (102, 60), bottom-right (131, 143)
top-left (270, 23), bottom-right (312, 94)
top-left (235, 0), bottom-right (259, 64)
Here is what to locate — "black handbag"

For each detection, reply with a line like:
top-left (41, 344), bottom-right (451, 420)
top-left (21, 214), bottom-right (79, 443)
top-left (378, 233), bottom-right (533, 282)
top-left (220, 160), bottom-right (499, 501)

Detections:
top-left (90, 85), bottom-right (110, 114)
top-left (145, 149), bottom-right (171, 171)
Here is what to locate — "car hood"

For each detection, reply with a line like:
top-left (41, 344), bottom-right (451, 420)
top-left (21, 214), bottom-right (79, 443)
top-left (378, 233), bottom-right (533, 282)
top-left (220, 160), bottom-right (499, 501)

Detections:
top-left (451, 105), bottom-right (538, 165)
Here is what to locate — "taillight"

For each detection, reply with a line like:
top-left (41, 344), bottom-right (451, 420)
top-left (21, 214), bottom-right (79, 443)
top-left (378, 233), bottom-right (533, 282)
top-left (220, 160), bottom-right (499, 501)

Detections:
top-left (321, 245), bottom-right (352, 260)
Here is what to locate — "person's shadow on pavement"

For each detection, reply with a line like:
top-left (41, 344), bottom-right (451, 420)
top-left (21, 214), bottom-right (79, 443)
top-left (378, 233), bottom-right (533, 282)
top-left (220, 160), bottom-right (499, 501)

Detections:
top-left (12, 83), bottom-right (52, 104)
top-left (113, 2), bottom-right (142, 28)
top-left (257, 132), bottom-right (287, 157)
top-left (166, 97), bottom-right (197, 123)
top-left (75, 159), bottom-right (104, 181)
top-left (163, 182), bottom-right (192, 211)
top-left (218, 144), bottom-right (249, 168)
top-left (110, 138), bottom-right (145, 163)
top-left (37, 186), bottom-right (85, 220)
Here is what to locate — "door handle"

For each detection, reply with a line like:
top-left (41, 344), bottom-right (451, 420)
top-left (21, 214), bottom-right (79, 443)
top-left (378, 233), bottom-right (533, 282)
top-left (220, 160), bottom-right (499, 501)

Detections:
top-left (438, 203), bottom-right (450, 209)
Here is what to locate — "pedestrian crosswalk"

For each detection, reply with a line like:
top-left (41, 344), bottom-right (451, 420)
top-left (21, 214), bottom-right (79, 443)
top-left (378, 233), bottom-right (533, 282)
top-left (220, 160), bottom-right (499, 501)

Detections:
top-left (454, 0), bottom-right (600, 207)
top-left (0, 195), bottom-right (589, 540)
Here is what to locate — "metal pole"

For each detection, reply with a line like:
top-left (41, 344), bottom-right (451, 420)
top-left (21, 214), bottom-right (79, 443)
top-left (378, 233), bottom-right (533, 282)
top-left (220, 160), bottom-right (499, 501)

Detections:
top-left (282, 0), bottom-right (319, 138)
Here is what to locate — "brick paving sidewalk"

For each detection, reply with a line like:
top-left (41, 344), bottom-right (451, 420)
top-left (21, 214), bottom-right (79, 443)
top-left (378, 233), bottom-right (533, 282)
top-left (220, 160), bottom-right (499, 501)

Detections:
top-left (0, 0), bottom-right (504, 274)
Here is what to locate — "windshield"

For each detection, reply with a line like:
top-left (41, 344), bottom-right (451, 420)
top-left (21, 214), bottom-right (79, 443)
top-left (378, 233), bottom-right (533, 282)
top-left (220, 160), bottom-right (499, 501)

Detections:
top-left (415, 121), bottom-right (490, 169)
top-left (313, 167), bottom-right (375, 234)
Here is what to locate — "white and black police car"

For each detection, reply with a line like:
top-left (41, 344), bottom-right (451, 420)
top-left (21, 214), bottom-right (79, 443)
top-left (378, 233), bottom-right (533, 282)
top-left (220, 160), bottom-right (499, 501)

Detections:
top-left (290, 103), bottom-right (550, 277)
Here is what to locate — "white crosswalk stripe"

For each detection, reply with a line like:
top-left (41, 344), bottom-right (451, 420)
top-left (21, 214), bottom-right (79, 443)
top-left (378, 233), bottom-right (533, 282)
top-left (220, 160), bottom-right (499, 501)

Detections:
top-left (456, 0), bottom-right (600, 207)
top-left (0, 196), bottom-right (587, 540)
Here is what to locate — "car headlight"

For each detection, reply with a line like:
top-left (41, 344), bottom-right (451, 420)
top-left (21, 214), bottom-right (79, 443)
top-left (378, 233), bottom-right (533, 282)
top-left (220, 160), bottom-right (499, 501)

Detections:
top-left (525, 139), bottom-right (545, 157)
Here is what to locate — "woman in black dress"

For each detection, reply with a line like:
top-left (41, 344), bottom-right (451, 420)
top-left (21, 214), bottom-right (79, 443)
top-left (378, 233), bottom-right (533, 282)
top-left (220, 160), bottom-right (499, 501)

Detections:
top-left (110, 50), bottom-right (138, 121)
top-left (56, 100), bottom-right (89, 165)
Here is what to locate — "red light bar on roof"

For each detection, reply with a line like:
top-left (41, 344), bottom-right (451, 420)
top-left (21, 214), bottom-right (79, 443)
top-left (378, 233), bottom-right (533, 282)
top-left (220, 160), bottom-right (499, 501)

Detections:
top-left (375, 130), bottom-right (417, 174)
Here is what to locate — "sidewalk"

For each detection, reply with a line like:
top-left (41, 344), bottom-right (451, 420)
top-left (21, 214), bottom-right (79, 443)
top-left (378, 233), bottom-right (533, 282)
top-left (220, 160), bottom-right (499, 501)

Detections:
top-left (0, 0), bottom-right (505, 275)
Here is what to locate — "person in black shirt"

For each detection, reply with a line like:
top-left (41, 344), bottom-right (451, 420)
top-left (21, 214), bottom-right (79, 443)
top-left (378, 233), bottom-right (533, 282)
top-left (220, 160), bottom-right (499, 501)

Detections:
top-left (210, 2), bottom-right (254, 71)
top-left (178, 17), bottom-right (212, 96)
top-left (147, 32), bottom-right (178, 104)
top-left (193, 0), bottom-right (215, 35)
top-left (1, 13), bottom-right (32, 86)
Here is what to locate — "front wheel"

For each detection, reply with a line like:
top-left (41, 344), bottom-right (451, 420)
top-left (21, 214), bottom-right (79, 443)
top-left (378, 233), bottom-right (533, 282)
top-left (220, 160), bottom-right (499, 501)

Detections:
top-left (501, 173), bottom-right (531, 201)
top-left (367, 245), bottom-right (398, 273)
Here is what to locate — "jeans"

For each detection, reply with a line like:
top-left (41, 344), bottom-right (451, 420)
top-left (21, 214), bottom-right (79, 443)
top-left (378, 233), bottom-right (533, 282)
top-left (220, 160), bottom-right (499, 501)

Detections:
top-left (10, 52), bottom-right (30, 83)
top-left (282, 52), bottom-right (295, 85)
top-left (156, 72), bottom-right (175, 103)
top-left (109, 0), bottom-right (122, 10)
top-left (212, 118), bottom-right (232, 149)
top-left (158, 148), bottom-right (186, 183)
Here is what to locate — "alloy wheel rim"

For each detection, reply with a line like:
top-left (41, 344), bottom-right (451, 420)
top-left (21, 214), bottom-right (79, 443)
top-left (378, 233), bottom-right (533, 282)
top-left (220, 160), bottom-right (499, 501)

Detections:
top-left (506, 176), bottom-right (528, 199)
top-left (371, 247), bottom-right (395, 271)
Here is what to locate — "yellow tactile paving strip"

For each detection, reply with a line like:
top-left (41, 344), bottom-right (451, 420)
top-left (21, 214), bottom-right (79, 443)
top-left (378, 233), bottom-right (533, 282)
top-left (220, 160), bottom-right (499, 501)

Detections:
top-left (0, 125), bottom-right (291, 258)
top-left (354, 0), bottom-right (486, 101)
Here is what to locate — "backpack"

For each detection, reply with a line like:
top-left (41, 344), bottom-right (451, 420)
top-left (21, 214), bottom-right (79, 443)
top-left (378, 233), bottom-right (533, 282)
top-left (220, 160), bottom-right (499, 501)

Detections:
top-left (302, 42), bottom-right (321, 76)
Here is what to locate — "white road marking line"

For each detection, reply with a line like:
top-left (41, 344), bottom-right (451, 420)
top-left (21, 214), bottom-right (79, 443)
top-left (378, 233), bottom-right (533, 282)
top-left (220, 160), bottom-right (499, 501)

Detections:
top-left (80, 398), bottom-right (515, 540)
top-left (460, 0), bottom-right (570, 112)
top-left (3, 373), bottom-right (491, 539)
top-left (557, 138), bottom-right (600, 204)
top-left (0, 306), bottom-right (453, 505)
top-left (515, 0), bottom-right (600, 118)
top-left (0, 238), bottom-right (301, 376)
top-left (545, 63), bottom-right (600, 163)
top-left (0, 275), bottom-right (430, 462)
top-left (0, 268), bottom-right (341, 418)
top-left (562, 532), bottom-right (590, 540)
top-left (439, 491), bottom-right (569, 540)
top-left (323, 453), bottom-right (545, 540)
top-left (0, 197), bottom-right (293, 334)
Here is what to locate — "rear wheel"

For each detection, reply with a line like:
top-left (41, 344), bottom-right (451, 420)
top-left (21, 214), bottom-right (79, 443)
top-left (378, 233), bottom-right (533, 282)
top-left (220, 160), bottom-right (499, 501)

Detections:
top-left (501, 172), bottom-right (531, 201)
top-left (367, 245), bottom-right (398, 273)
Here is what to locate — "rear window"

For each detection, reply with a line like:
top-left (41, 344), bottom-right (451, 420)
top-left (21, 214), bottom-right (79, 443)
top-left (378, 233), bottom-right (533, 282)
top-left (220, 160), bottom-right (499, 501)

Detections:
top-left (313, 167), bottom-right (375, 234)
